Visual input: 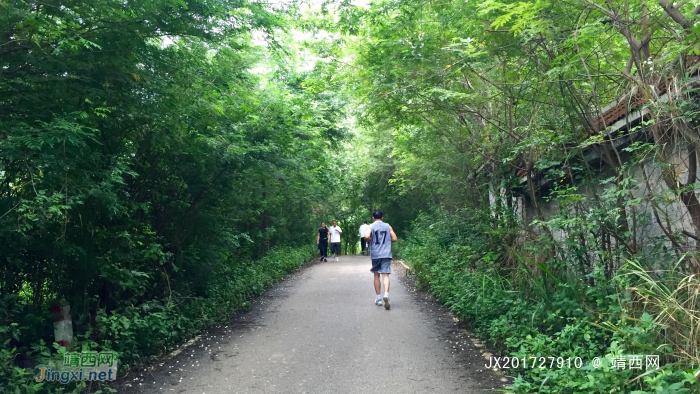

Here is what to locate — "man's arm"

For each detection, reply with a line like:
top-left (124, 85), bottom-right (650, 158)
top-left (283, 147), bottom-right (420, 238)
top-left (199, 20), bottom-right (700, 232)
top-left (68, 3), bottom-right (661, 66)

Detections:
top-left (364, 224), bottom-right (372, 240)
top-left (317, 232), bottom-right (320, 244)
top-left (337, 227), bottom-right (342, 234)
top-left (389, 226), bottom-right (398, 242)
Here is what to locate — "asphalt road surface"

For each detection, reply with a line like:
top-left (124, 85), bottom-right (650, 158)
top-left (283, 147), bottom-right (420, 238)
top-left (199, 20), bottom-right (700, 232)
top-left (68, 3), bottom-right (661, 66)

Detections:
top-left (118, 255), bottom-right (509, 393)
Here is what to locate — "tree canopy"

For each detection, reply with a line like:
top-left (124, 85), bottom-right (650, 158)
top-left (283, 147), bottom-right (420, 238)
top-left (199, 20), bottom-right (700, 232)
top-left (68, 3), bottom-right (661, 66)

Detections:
top-left (3, 0), bottom-right (700, 392)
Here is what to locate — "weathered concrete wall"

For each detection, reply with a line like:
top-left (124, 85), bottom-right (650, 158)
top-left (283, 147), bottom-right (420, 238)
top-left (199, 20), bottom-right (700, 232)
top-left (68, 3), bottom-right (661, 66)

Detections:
top-left (518, 142), bottom-right (697, 254)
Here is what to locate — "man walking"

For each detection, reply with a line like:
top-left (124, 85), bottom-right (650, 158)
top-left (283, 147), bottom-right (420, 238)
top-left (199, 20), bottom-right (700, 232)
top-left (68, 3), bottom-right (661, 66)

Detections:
top-left (358, 221), bottom-right (369, 255)
top-left (328, 220), bottom-right (342, 261)
top-left (364, 209), bottom-right (397, 309)
top-left (317, 222), bottom-right (330, 262)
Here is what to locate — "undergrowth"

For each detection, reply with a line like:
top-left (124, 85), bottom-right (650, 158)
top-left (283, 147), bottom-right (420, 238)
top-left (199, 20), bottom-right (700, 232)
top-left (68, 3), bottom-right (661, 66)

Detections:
top-left (1, 245), bottom-right (315, 393)
top-left (396, 208), bottom-right (700, 393)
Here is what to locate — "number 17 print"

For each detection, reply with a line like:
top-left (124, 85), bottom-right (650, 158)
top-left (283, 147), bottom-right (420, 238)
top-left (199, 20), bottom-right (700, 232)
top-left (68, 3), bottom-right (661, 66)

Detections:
top-left (373, 230), bottom-right (387, 245)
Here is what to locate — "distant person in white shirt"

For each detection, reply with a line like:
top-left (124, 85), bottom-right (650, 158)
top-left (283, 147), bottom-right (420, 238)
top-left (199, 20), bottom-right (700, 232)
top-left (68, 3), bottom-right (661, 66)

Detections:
top-left (358, 221), bottom-right (369, 255)
top-left (329, 220), bottom-right (342, 261)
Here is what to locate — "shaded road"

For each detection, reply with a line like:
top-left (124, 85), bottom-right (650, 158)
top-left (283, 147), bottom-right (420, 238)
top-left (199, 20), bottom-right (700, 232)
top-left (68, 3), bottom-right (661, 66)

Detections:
top-left (118, 255), bottom-right (508, 393)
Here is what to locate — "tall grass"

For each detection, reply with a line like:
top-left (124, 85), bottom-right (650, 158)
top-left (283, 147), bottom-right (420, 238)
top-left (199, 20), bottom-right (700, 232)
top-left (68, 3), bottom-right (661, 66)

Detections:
top-left (618, 258), bottom-right (700, 376)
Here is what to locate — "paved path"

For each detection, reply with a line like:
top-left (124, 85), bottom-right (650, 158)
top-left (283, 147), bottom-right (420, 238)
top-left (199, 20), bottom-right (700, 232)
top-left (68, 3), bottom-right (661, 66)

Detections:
top-left (119, 255), bottom-right (507, 393)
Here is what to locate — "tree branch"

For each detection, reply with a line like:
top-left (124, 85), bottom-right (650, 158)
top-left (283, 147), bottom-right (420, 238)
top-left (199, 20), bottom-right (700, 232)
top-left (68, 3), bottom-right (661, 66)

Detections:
top-left (658, 0), bottom-right (693, 30)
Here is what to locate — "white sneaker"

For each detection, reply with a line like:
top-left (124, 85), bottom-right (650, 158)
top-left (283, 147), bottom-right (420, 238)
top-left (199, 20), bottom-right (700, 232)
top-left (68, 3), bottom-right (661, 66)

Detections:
top-left (382, 294), bottom-right (390, 310)
top-left (336, 256), bottom-right (339, 261)
top-left (375, 298), bottom-right (383, 306)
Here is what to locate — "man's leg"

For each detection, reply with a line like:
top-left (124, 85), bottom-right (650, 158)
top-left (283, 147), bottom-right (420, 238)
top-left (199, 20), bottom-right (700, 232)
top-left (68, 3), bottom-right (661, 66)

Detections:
top-left (373, 271), bottom-right (383, 305)
top-left (381, 259), bottom-right (391, 309)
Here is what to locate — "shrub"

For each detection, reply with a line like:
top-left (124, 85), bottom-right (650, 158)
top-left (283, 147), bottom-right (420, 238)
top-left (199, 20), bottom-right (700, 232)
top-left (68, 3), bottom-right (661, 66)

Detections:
top-left (0, 245), bottom-right (315, 393)
top-left (398, 207), bottom-right (700, 393)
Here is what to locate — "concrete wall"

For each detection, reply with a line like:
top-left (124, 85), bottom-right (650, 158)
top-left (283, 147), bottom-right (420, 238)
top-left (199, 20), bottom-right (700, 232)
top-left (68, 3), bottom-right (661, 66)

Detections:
top-left (517, 142), bottom-right (697, 256)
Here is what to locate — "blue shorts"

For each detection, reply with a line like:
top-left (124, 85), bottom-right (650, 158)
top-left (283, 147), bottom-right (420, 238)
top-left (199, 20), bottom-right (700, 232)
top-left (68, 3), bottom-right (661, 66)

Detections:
top-left (371, 258), bottom-right (392, 274)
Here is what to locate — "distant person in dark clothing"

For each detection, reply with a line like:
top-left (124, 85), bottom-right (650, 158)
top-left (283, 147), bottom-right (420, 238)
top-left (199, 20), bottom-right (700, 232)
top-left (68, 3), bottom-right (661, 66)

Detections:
top-left (317, 222), bottom-right (330, 262)
top-left (359, 221), bottom-right (369, 255)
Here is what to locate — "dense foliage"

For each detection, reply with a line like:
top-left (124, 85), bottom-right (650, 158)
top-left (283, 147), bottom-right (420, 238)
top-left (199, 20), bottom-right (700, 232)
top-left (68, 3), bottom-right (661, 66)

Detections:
top-left (4, 0), bottom-right (700, 392)
top-left (0, 0), bottom-right (346, 392)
